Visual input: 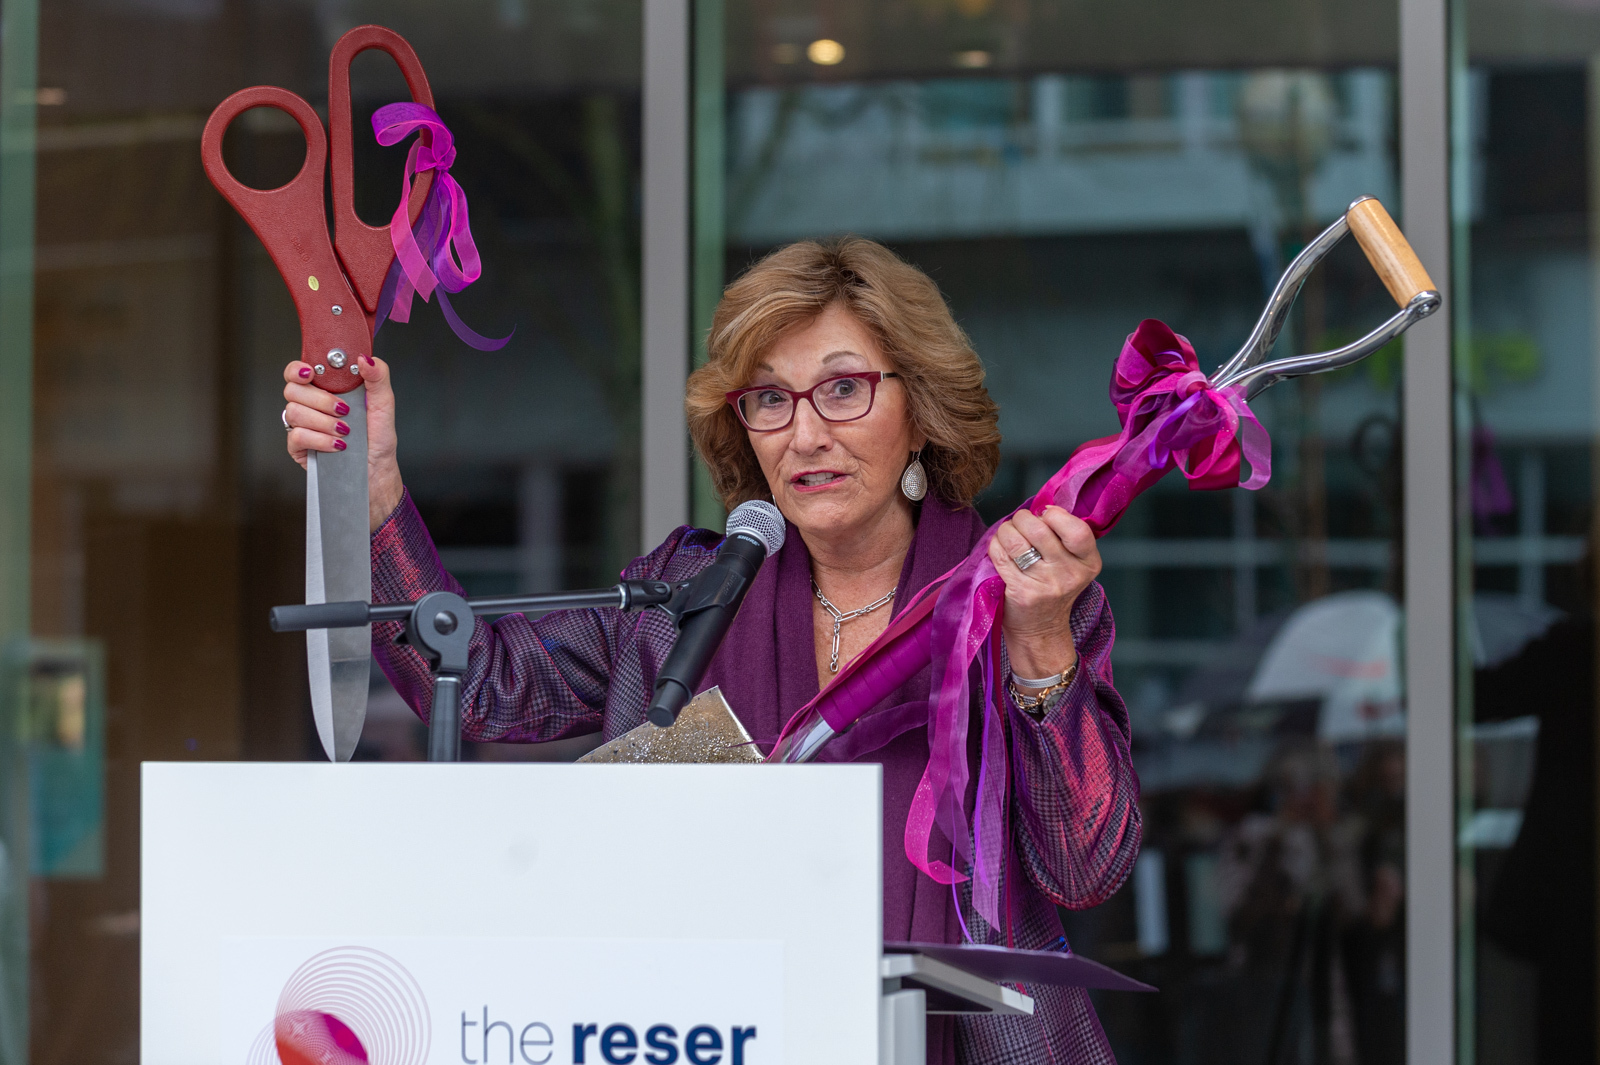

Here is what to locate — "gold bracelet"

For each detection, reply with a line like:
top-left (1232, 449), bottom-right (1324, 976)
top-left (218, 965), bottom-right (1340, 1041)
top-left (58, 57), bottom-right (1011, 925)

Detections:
top-left (1007, 660), bottom-right (1078, 714)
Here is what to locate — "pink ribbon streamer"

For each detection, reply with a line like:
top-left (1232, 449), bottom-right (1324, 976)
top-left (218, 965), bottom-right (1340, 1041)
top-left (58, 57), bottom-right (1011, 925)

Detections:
top-left (770, 319), bottom-right (1271, 934)
top-left (372, 102), bottom-right (512, 352)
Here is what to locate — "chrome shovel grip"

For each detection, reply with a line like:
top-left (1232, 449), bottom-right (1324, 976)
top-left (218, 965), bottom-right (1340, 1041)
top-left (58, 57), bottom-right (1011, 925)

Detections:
top-left (1212, 196), bottom-right (1440, 398)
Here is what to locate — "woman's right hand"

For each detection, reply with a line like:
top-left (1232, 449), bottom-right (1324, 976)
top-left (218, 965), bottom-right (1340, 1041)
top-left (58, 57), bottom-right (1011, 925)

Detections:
top-left (282, 355), bottom-right (405, 532)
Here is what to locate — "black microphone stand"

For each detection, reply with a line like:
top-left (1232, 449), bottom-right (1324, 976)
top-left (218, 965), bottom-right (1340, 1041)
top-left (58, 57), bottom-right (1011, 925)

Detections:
top-left (269, 581), bottom-right (690, 762)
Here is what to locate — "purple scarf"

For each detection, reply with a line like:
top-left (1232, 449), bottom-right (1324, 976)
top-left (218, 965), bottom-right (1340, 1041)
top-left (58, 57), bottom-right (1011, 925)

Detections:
top-left (701, 497), bottom-right (986, 944)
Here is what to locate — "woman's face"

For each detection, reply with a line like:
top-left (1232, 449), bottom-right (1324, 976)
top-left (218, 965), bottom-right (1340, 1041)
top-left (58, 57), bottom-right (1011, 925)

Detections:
top-left (743, 303), bottom-right (925, 545)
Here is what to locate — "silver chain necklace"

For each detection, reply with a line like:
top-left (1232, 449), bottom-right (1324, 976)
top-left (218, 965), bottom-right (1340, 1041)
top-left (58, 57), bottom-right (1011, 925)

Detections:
top-left (812, 578), bottom-right (897, 673)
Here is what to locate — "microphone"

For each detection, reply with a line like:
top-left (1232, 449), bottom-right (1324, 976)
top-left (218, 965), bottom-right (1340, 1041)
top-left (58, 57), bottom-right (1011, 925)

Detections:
top-left (646, 500), bottom-right (786, 726)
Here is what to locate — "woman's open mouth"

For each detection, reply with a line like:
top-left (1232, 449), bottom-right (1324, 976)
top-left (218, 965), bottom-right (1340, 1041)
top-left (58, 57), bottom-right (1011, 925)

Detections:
top-left (793, 471), bottom-right (846, 490)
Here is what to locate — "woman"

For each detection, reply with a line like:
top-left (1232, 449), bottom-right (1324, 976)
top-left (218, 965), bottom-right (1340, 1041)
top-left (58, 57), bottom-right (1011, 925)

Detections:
top-left (282, 237), bottom-right (1141, 1064)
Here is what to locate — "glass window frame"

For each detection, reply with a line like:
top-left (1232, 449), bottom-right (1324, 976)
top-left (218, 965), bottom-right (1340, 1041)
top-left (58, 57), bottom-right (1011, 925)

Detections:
top-left (659, 0), bottom-right (1463, 1062)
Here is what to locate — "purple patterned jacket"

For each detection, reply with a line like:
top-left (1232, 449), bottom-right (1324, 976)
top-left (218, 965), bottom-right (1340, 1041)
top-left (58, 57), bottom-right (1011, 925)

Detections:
top-left (373, 490), bottom-right (1142, 1065)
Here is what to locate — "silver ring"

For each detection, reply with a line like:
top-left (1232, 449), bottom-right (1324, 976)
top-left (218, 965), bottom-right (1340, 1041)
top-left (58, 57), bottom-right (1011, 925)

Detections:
top-left (282, 407), bottom-right (292, 431)
top-left (1012, 547), bottom-right (1043, 571)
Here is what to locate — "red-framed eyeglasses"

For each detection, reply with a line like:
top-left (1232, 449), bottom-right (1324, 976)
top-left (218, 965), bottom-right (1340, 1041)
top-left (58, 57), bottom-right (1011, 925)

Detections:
top-left (725, 372), bottom-right (902, 432)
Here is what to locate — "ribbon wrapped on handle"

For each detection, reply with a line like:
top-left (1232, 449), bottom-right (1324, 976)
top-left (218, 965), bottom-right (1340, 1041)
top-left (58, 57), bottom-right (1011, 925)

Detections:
top-left (1051, 318), bottom-right (1270, 532)
top-left (371, 102), bottom-right (512, 351)
top-left (769, 319), bottom-right (1270, 934)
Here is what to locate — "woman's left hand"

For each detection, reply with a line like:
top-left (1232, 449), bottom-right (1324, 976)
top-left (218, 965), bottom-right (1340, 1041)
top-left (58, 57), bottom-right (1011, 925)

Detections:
top-left (988, 505), bottom-right (1101, 683)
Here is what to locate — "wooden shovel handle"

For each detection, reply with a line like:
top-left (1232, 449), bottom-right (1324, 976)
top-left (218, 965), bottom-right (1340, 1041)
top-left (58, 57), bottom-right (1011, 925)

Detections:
top-left (1347, 197), bottom-right (1438, 307)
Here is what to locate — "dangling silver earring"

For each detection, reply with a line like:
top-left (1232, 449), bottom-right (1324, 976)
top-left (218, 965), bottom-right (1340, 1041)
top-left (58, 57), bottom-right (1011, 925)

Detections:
top-left (901, 449), bottom-right (927, 502)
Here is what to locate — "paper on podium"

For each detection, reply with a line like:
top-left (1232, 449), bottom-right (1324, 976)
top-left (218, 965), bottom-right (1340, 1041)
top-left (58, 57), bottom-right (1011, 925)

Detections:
top-left (577, 685), bottom-right (763, 763)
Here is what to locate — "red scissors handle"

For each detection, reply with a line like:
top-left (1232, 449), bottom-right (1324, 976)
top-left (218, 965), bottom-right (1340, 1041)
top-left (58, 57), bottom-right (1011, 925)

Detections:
top-left (200, 87), bottom-right (371, 395)
top-left (329, 25), bottom-right (437, 315)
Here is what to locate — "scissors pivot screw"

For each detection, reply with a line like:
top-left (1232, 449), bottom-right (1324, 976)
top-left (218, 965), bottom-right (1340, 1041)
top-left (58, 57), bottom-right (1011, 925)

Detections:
top-left (328, 349), bottom-right (348, 368)
top-left (313, 364), bottom-right (326, 375)
top-left (331, 305), bottom-right (343, 316)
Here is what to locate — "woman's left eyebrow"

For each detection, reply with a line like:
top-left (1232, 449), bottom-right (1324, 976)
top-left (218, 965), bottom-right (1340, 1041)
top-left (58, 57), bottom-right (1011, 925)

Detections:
top-left (747, 350), bottom-right (867, 385)
top-left (820, 349), bottom-right (866, 366)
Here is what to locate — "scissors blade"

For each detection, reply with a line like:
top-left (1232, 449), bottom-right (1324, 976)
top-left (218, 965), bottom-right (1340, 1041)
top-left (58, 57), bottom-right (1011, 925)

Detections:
top-left (305, 400), bottom-right (370, 761)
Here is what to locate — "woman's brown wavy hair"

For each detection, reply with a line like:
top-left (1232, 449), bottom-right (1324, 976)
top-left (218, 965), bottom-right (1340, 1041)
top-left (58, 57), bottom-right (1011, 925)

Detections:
top-left (686, 237), bottom-right (1001, 510)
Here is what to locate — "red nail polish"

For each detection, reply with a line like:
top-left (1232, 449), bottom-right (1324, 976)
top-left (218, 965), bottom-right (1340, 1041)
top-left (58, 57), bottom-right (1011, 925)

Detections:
top-left (298, 367), bottom-right (312, 379)
top-left (335, 421), bottom-right (350, 436)
top-left (333, 439), bottom-right (347, 451)
top-left (334, 401), bottom-right (349, 416)
top-left (361, 355), bottom-right (375, 367)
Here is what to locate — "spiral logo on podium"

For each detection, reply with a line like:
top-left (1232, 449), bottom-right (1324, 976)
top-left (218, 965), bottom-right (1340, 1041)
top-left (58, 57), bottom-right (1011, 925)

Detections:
top-left (246, 947), bottom-right (431, 1065)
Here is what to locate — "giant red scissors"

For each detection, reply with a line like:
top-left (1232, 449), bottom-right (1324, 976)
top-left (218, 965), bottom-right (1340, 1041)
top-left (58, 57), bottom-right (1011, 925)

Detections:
top-left (201, 25), bottom-right (437, 761)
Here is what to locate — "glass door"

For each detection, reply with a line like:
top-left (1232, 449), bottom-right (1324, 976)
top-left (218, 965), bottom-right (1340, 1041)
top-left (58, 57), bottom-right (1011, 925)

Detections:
top-left (700, 2), bottom-right (1410, 1061)
top-left (1452, 2), bottom-right (1600, 1063)
top-left (19, 1), bottom-right (643, 1060)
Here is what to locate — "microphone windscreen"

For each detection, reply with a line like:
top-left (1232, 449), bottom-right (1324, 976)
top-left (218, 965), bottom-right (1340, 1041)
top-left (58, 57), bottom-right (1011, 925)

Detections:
top-left (725, 499), bottom-right (786, 557)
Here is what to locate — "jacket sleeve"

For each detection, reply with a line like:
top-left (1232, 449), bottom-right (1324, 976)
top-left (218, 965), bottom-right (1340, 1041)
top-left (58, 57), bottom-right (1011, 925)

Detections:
top-left (369, 489), bottom-right (715, 743)
top-left (1004, 581), bottom-right (1143, 909)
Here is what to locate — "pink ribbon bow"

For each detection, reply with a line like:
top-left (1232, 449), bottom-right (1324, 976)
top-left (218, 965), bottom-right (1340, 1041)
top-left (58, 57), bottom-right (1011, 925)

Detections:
top-left (771, 319), bottom-right (1270, 936)
top-left (372, 102), bottom-right (511, 351)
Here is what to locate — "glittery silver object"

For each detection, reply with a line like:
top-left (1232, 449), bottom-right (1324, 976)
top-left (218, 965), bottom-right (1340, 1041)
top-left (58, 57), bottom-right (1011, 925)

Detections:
top-left (576, 686), bottom-right (763, 764)
top-left (900, 451), bottom-right (927, 502)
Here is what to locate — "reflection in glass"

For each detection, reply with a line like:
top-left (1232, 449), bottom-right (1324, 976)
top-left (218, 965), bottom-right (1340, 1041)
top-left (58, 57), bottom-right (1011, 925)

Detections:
top-left (1455, 8), bottom-right (1600, 1060)
top-left (24, 1), bottom-right (641, 1060)
top-left (713, 1), bottom-right (1406, 1058)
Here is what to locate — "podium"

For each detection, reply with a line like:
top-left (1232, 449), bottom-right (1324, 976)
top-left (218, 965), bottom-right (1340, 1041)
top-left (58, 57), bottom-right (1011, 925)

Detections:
top-left (142, 762), bottom-right (1147, 1065)
top-left (877, 950), bottom-right (1031, 1064)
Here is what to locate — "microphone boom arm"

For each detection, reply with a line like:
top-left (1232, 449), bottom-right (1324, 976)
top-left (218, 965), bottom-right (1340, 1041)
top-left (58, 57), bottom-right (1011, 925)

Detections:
top-left (268, 578), bottom-right (688, 761)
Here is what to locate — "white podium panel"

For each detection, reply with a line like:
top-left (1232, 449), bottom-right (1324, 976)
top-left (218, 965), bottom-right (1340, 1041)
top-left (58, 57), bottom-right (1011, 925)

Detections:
top-left (142, 763), bottom-right (882, 1065)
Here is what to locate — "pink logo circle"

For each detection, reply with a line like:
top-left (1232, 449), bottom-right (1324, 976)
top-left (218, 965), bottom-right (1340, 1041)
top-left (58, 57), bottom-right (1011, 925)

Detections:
top-left (248, 947), bottom-right (430, 1065)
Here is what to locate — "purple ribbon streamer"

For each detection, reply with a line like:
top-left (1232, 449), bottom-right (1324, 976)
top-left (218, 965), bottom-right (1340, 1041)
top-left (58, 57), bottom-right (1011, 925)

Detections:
top-left (370, 101), bottom-right (512, 352)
